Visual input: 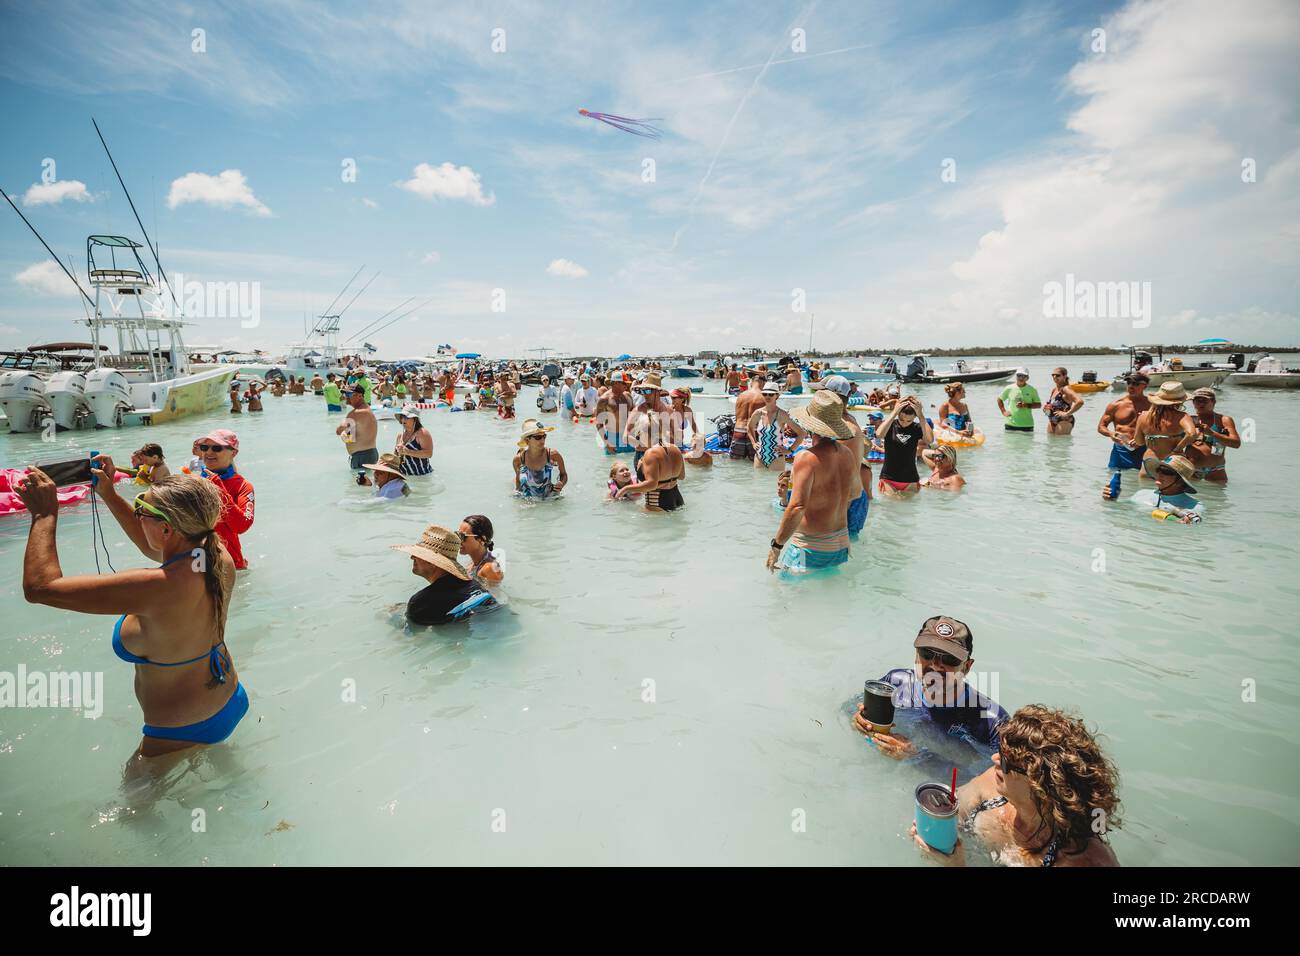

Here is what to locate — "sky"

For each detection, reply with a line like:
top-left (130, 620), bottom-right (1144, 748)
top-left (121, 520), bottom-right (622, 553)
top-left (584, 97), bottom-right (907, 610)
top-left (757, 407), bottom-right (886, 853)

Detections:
top-left (0, 0), bottom-right (1296, 359)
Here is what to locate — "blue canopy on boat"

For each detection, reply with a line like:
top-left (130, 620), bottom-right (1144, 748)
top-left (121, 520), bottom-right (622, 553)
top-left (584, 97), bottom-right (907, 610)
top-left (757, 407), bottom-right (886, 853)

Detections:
top-left (455, 352), bottom-right (481, 359)
top-left (1196, 338), bottom-right (1232, 346)
top-left (616, 353), bottom-right (632, 360)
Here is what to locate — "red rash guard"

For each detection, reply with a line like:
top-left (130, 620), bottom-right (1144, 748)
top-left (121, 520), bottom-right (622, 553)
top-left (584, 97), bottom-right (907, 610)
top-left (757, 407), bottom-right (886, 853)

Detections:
top-left (207, 468), bottom-right (254, 569)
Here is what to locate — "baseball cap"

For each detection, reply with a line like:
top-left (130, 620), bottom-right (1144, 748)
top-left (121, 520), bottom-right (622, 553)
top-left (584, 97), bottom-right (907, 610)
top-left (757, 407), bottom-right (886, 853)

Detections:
top-left (913, 615), bottom-right (973, 662)
top-left (820, 375), bottom-right (851, 397)
top-left (1191, 387), bottom-right (1216, 401)
top-left (1015, 367), bottom-right (1030, 378)
top-left (199, 428), bottom-right (239, 451)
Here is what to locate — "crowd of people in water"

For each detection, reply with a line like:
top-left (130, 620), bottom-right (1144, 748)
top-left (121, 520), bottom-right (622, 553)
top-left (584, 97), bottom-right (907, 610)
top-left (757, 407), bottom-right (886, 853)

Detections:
top-left (13, 352), bottom-right (1244, 865)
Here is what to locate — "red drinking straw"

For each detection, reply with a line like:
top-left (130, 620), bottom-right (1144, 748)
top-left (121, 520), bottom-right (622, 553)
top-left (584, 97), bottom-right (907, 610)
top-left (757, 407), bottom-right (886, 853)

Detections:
top-left (950, 767), bottom-right (958, 803)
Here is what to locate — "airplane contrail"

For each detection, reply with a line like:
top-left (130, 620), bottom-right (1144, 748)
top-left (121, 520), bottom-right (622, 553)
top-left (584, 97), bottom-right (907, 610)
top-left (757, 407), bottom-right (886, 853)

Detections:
top-left (671, 2), bottom-right (819, 252)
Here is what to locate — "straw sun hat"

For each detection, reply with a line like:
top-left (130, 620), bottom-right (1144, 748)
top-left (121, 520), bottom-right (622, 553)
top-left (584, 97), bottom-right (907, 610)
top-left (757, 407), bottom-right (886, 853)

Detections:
top-left (790, 389), bottom-right (854, 440)
top-left (363, 452), bottom-right (405, 480)
top-left (1142, 453), bottom-right (1198, 492)
top-left (1148, 382), bottom-right (1189, 406)
top-left (390, 525), bottom-right (470, 581)
top-left (517, 418), bottom-right (555, 449)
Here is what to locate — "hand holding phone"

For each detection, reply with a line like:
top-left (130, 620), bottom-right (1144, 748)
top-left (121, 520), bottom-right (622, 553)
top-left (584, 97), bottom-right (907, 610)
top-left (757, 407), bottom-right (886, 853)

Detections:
top-left (14, 467), bottom-right (60, 518)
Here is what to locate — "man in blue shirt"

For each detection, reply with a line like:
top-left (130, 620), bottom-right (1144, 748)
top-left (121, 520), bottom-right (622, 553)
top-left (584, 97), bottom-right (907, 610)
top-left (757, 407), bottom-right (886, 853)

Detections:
top-left (853, 616), bottom-right (1008, 779)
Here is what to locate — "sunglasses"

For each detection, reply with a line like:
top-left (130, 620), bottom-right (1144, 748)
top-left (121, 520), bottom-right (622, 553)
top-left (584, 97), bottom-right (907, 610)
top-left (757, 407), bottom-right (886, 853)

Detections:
top-left (917, 646), bottom-right (963, 668)
top-left (1192, 397), bottom-right (1212, 403)
top-left (528, 434), bottom-right (545, 441)
top-left (998, 752), bottom-right (1024, 776)
top-left (196, 443), bottom-right (229, 453)
top-left (131, 494), bottom-right (170, 523)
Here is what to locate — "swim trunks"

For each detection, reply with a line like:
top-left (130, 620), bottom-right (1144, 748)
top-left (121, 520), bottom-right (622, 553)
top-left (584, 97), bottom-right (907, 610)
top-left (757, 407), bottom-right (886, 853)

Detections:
top-left (777, 527), bottom-right (850, 573)
top-left (327, 404), bottom-right (343, 413)
top-left (729, 432), bottom-right (755, 460)
top-left (847, 490), bottom-right (869, 538)
top-left (1107, 442), bottom-right (1145, 470)
top-left (1004, 424), bottom-right (1034, 432)
top-left (350, 448), bottom-right (379, 470)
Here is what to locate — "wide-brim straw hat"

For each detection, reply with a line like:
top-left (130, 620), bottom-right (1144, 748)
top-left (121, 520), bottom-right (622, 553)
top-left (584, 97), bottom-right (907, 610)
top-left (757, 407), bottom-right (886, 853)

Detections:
top-left (1142, 453), bottom-right (1198, 493)
top-left (790, 389), bottom-right (854, 440)
top-left (639, 373), bottom-right (665, 391)
top-left (517, 418), bottom-right (555, 448)
top-left (390, 524), bottom-right (470, 580)
top-left (1149, 381), bottom-right (1189, 405)
top-left (364, 452), bottom-right (406, 479)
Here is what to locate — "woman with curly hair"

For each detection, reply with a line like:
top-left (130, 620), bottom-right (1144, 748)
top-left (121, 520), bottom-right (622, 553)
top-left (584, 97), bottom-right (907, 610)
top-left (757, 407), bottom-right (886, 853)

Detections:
top-left (910, 704), bottom-right (1121, 866)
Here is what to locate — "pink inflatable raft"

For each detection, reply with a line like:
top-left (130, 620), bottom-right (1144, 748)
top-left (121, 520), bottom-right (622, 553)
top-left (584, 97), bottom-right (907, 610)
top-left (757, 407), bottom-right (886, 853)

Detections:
top-left (0, 468), bottom-right (130, 516)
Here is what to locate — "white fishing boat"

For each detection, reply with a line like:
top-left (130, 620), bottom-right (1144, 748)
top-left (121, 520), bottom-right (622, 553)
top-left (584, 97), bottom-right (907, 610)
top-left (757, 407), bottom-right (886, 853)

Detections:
top-left (75, 235), bottom-right (237, 427)
top-left (1110, 347), bottom-right (1231, 391)
top-left (900, 354), bottom-right (1017, 385)
top-left (826, 356), bottom-right (899, 382)
top-left (1227, 353), bottom-right (1300, 389)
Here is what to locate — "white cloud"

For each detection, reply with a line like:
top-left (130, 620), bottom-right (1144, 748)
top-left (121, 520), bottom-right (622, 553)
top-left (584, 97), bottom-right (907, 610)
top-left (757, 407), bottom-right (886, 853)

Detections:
top-left (22, 180), bottom-right (92, 206)
top-left (167, 170), bottom-right (271, 216)
top-left (395, 162), bottom-right (494, 206)
top-left (422, 251), bottom-right (441, 264)
top-left (362, 198), bottom-right (378, 208)
top-left (546, 258), bottom-right (589, 278)
top-left (16, 260), bottom-right (77, 297)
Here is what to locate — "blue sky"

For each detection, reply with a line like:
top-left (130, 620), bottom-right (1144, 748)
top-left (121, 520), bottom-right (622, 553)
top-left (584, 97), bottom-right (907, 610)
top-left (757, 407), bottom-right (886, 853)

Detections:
top-left (1, 0), bottom-right (1296, 358)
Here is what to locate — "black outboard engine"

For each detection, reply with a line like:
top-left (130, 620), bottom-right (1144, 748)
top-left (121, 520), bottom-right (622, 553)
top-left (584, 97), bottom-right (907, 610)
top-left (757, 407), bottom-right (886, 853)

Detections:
top-left (541, 361), bottom-right (563, 382)
top-left (711, 414), bottom-right (735, 450)
top-left (1081, 370), bottom-right (1098, 383)
top-left (1133, 350), bottom-right (1154, 369)
top-left (1228, 353), bottom-right (1245, 370)
top-left (905, 355), bottom-right (927, 380)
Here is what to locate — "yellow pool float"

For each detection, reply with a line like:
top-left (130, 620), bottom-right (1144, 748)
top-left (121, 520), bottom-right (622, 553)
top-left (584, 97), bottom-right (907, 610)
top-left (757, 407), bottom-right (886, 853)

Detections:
top-left (1071, 381), bottom-right (1109, 393)
top-left (934, 426), bottom-right (985, 447)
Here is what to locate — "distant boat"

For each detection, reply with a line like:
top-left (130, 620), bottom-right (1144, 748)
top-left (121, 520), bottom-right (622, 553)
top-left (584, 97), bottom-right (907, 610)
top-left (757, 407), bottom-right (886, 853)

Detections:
top-left (1110, 346), bottom-right (1231, 392)
top-left (900, 355), bottom-right (1016, 385)
top-left (1227, 353), bottom-right (1300, 389)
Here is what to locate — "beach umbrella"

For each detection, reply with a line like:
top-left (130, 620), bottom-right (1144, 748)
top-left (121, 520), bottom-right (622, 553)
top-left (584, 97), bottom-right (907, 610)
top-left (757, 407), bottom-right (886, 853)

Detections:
top-left (1196, 338), bottom-right (1232, 346)
top-left (616, 353), bottom-right (632, 361)
top-left (455, 352), bottom-right (481, 359)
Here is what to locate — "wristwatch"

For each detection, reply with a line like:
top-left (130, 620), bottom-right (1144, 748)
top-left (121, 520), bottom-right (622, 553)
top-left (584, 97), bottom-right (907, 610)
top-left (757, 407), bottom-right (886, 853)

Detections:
top-left (770, 538), bottom-right (781, 550)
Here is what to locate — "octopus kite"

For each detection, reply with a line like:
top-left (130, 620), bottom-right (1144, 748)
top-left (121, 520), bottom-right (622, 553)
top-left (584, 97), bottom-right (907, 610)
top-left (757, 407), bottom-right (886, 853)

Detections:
top-left (578, 109), bottom-right (663, 139)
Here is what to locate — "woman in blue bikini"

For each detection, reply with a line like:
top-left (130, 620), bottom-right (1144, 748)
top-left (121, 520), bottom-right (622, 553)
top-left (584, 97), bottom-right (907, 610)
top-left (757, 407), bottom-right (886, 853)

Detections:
top-left (17, 459), bottom-right (245, 762)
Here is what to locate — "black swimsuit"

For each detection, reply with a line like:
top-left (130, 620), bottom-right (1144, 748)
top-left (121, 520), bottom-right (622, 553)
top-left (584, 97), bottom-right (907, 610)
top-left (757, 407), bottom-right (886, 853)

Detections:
top-left (963, 797), bottom-right (1062, 866)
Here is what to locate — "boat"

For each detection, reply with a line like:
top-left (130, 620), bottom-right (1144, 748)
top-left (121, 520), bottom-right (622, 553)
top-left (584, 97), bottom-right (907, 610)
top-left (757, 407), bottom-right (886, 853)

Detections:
top-left (1110, 347), bottom-right (1231, 391)
top-left (74, 235), bottom-right (237, 426)
top-left (1227, 353), bottom-right (1300, 388)
top-left (1070, 371), bottom-right (1109, 393)
top-left (825, 356), bottom-right (899, 383)
top-left (669, 363), bottom-right (705, 378)
top-left (900, 354), bottom-right (1017, 385)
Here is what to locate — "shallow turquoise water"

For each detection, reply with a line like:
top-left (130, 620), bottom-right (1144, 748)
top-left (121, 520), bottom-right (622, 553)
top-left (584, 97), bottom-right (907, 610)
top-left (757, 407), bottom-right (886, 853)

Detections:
top-left (1, 356), bottom-right (1298, 865)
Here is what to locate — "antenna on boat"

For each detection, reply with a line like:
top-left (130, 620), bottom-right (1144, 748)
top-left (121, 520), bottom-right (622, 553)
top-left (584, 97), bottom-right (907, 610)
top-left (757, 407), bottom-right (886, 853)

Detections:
top-left (0, 184), bottom-right (95, 307)
top-left (91, 118), bottom-right (181, 315)
top-left (342, 296), bottom-right (415, 344)
top-left (336, 270), bottom-right (380, 319)
top-left (343, 297), bottom-right (430, 343)
top-left (318, 266), bottom-right (365, 325)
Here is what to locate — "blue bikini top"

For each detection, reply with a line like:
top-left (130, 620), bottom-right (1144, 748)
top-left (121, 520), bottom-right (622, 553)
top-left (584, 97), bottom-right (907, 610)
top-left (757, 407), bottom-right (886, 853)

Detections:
top-left (111, 553), bottom-right (231, 683)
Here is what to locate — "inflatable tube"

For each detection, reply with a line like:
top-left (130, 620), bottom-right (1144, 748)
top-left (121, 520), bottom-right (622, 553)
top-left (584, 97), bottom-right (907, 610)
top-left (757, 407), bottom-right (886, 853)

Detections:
top-left (934, 426), bottom-right (986, 447)
top-left (1071, 382), bottom-right (1109, 393)
top-left (0, 469), bottom-right (130, 516)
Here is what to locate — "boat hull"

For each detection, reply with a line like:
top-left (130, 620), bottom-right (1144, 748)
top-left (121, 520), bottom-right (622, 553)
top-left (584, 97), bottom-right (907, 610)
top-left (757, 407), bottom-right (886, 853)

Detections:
top-left (1227, 372), bottom-right (1300, 388)
top-left (905, 368), bottom-right (1017, 385)
top-left (124, 367), bottom-right (239, 425)
top-left (1111, 369), bottom-right (1229, 391)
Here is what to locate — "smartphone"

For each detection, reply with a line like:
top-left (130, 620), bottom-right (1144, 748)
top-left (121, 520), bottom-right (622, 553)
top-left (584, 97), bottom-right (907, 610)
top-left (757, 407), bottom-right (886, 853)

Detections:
top-left (34, 453), bottom-right (93, 487)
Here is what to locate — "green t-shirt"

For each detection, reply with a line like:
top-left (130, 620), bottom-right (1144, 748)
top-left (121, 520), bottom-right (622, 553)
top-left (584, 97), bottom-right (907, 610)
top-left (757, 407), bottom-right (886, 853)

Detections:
top-left (323, 383), bottom-right (342, 405)
top-left (354, 376), bottom-right (373, 403)
top-left (999, 384), bottom-right (1040, 428)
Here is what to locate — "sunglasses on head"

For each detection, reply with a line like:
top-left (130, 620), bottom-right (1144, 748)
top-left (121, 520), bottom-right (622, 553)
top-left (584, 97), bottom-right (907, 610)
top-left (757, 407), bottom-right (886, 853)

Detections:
top-left (196, 443), bottom-right (228, 453)
top-left (131, 494), bottom-right (170, 523)
top-left (917, 646), bottom-right (963, 668)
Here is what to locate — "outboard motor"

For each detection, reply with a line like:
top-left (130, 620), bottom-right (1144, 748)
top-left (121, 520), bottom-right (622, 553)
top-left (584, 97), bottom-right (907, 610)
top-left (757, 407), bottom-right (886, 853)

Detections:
top-left (710, 414), bottom-right (735, 450)
top-left (1228, 353), bottom-right (1245, 370)
top-left (905, 355), bottom-right (927, 380)
top-left (540, 361), bottom-right (563, 382)
top-left (0, 370), bottom-right (53, 433)
top-left (45, 371), bottom-right (93, 430)
top-left (1133, 350), bottom-right (1154, 369)
top-left (1081, 370), bottom-right (1098, 383)
top-left (83, 367), bottom-right (133, 428)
